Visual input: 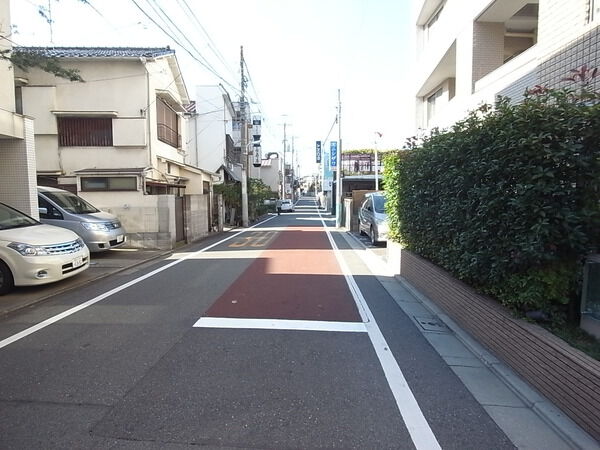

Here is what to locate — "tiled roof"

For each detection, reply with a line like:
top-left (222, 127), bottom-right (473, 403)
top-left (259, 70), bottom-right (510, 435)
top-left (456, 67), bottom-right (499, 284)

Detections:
top-left (15, 46), bottom-right (175, 59)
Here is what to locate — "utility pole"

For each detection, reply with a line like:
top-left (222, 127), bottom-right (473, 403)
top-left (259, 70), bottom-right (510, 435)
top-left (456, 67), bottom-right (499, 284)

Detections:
top-left (336, 89), bottom-right (343, 227)
top-left (291, 136), bottom-right (295, 200)
top-left (240, 46), bottom-right (249, 227)
top-left (282, 122), bottom-right (287, 199)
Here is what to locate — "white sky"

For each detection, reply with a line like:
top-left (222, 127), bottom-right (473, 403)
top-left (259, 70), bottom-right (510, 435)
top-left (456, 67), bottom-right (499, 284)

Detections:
top-left (10, 0), bottom-right (415, 176)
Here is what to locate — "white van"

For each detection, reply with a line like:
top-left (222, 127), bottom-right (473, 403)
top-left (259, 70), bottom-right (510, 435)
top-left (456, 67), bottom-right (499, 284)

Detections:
top-left (0, 202), bottom-right (89, 294)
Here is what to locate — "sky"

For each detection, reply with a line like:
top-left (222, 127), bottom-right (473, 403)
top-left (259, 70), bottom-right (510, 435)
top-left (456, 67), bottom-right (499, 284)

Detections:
top-left (10, 0), bottom-right (415, 176)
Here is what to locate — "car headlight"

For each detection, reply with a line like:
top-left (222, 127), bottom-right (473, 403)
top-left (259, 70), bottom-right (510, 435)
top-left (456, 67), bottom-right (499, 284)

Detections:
top-left (8, 242), bottom-right (50, 256)
top-left (82, 222), bottom-right (110, 231)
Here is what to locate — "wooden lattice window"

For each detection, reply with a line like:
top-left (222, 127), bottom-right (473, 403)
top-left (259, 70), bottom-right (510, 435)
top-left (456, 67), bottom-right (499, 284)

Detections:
top-left (57, 117), bottom-right (113, 146)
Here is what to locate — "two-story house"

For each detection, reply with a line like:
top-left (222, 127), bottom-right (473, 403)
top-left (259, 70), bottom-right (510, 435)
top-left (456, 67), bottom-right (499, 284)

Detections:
top-left (414, 0), bottom-right (600, 133)
top-left (14, 46), bottom-right (218, 248)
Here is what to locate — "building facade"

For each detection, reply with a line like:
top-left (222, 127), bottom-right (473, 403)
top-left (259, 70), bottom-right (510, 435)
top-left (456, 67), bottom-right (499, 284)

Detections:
top-left (414, 0), bottom-right (600, 133)
top-left (14, 47), bottom-right (216, 248)
top-left (0, 1), bottom-right (37, 217)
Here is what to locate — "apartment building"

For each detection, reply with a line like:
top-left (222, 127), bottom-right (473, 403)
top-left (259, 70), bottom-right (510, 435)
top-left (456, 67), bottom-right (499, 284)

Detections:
top-left (0, 1), bottom-right (37, 216)
top-left (414, 0), bottom-right (600, 133)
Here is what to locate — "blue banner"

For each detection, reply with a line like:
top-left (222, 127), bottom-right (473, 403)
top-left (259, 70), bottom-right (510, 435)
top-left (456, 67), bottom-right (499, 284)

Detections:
top-left (330, 141), bottom-right (337, 168)
top-left (316, 140), bottom-right (322, 164)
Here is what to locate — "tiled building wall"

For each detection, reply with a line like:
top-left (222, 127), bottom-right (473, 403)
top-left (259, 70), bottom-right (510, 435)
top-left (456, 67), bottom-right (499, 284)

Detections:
top-left (497, 70), bottom-right (538, 104)
top-left (472, 22), bottom-right (505, 86)
top-left (0, 118), bottom-right (38, 217)
top-left (538, 25), bottom-right (600, 91)
top-left (537, 0), bottom-right (592, 60)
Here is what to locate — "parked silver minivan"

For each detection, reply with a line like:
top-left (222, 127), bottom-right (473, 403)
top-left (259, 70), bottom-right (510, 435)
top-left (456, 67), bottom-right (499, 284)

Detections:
top-left (38, 187), bottom-right (126, 252)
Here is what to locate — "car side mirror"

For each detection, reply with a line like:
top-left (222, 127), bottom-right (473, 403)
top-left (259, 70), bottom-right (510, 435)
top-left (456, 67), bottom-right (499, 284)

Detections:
top-left (38, 207), bottom-right (48, 215)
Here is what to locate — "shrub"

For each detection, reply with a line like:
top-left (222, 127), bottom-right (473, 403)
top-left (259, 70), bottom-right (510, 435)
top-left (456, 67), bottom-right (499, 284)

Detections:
top-left (384, 86), bottom-right (600, 319)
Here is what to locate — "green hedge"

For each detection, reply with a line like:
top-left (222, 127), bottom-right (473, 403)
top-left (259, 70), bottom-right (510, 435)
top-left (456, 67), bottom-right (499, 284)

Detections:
top-left (384, 88), bottom-right (600, 317)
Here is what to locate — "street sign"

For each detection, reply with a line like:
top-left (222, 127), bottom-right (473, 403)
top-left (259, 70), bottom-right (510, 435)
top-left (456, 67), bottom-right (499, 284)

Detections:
top-left (252, 144), bottom-right (262, 167)
top-left (316, 141), bottom-right (322, 163)
top-left (330, 141), bottom-right (337, 168)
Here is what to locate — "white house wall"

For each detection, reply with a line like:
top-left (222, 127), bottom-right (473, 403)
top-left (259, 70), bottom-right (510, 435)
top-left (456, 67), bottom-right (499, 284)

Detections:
top-left (193, 85), bottom-right (234, 174)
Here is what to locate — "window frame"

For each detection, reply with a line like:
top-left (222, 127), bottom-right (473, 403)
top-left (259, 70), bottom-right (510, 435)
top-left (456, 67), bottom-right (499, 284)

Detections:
top-left (80, 176), bottom-right (138, 192)
top-left (156, 97), bottom-right (181, 149)
top-left (57, 116), bottom-right (113, 147)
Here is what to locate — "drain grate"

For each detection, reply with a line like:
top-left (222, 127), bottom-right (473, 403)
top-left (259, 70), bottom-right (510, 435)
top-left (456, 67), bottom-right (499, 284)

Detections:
top-left (414, 316), bottom-right (448, 332)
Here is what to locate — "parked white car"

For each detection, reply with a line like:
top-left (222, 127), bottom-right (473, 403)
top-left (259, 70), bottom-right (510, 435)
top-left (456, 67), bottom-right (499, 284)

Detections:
top-left (0, 202), bottom-right (90, 295)
top-left (280, 199), bottom-right (294, 212)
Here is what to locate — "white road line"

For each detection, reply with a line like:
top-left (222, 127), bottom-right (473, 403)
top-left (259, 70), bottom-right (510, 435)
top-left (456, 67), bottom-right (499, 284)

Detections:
top-left (194, 317), bottom-right (367, 333)
top-left (316, 200), bottom-right (442, 450)
top-left (0, 216), bottom-right (276, 350)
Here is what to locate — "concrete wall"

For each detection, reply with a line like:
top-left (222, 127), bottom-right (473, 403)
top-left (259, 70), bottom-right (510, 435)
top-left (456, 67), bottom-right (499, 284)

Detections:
top-left (184, 194), bottom-right (210, 243)
top-left (81, 191), bottom-right (212, 250)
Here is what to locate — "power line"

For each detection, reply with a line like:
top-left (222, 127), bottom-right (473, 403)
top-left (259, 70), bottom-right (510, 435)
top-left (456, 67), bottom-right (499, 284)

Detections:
top-left (175, 0), bottom-right (237, 81)
top-left (128, 0), bottom-right (240, 95)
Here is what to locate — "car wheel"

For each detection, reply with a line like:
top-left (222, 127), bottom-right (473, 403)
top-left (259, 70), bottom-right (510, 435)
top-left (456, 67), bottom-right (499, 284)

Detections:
top-left (0, 260), bottom-right (14, 296)
top-left (370, 226), bottom-right (377, 246)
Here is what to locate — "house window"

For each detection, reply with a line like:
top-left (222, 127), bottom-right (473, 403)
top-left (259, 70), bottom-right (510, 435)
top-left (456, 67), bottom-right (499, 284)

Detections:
top-left (157, 98), bottom-right (180, 148)
top-left (426, 88), bottom-right (443, 126)
top-left (81, 176), bottom-right (137, 191)
top-left (425, 3), bottom-right (445, 41)
top-left (57, 117), bottom-right (113, 146)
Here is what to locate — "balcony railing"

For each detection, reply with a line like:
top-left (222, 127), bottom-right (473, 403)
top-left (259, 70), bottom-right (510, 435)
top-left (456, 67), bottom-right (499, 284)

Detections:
top-left (157, 123), bottom-right (181, 149)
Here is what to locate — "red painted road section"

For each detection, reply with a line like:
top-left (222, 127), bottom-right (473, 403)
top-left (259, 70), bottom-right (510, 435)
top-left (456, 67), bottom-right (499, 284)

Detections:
top-left (204, 226), bottom-right (362, 322)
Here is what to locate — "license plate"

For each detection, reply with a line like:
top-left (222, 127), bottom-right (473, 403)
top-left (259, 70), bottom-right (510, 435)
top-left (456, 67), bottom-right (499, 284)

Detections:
top-left (72, 256), bottom-right (84, 268)
top-left (116, 235), bottom-right (124, 243)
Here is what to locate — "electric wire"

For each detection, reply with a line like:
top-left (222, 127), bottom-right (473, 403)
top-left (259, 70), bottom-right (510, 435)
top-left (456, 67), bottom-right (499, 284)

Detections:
top-left (174, 0), bottom-right (237, 81)
top-left (129, 0), bottom-right (240, 95)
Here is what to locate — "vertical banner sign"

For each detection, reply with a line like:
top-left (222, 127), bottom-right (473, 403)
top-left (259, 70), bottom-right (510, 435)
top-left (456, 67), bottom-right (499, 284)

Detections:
top-left (323, 148), bottom-right (333, 191)
top-left (330, 141), bottom-right (338, 169)
top-left (316, 140), bottom-right (322, 164)
top-left (252, 144), bottom-right (262, 167)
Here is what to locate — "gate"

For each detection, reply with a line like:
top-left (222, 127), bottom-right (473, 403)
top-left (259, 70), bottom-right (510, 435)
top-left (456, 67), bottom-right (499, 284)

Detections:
top-left (175, 196), bottom-right (185, 242)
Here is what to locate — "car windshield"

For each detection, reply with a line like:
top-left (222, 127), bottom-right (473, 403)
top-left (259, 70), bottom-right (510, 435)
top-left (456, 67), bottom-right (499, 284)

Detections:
top-left (44, 191), bottom-right (99, 214)
top-left (0, 203), bottom-right (40, 230)
top-left (372, 195), bottom-right (386, 214)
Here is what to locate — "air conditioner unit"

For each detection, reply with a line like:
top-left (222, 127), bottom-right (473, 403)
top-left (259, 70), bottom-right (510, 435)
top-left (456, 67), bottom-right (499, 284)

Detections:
top-left (581, 254), bottom-right (600, 339)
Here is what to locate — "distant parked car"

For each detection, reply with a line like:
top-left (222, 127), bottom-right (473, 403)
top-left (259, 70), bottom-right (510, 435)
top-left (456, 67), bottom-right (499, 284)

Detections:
top-left (0, 202), bottom-right (89, 295)
top-left (38, 186), bottom-right (126, 252)
top-left (358, 192), bottom-right (388, 245)
top-left (280, 199), bottom-right (294, 212)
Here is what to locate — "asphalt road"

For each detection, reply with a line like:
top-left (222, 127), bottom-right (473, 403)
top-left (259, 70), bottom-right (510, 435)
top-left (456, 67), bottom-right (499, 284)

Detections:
top-left (0, 197), bottom-right (516, 449)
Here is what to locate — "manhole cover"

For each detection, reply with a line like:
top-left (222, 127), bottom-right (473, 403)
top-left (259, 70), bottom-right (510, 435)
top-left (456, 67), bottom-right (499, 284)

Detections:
top-left (414, 316), bottom-right (447, 332)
